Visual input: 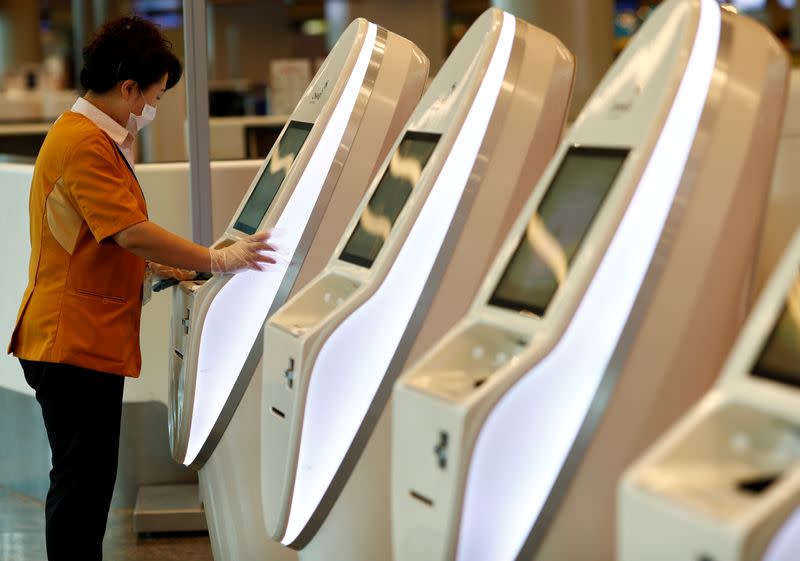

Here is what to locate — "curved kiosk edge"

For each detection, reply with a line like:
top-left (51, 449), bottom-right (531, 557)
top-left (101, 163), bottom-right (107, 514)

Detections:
top-left (620, 229), bottom-right (800, 561)
top-left (170, 19), bottom-right (430, 561)
top-left (259, 8), bottom-right (575, 561)
top-left (391, 1), bottom-right (790, 560)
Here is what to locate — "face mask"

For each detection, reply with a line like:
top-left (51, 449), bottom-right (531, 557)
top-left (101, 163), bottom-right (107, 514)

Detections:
top-left (126, 84), bottom-right (157, 131)
top-left (132, 102), bottom-right (156, 131)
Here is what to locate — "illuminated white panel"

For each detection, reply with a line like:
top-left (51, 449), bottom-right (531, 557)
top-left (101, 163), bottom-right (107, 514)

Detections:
top-left (184, 23), bottom-right (378, 466)
top-left (762, 507), bottom-right (800, 561)
top-left (454, 2), bottom-right (721, 560)
top-left (282, 12), bottom-right (517, 545)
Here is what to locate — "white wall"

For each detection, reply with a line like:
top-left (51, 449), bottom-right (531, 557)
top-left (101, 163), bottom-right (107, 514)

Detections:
top-left (0, 164), bottom-right (35, 397)
top-left (0, 160), bottom-right (261, 403)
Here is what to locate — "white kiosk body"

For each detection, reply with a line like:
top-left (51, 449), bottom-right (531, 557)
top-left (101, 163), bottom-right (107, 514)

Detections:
top-left (186, 22), bottom-right (428, 561)
top-left (260, 9), bottom-right (575, 560)
top-left (167, 19), bottom-right (428, 471)
top-left (620, 230), bottom-right (800, 561)
top-left (391, 1), bottom-right (790, 560)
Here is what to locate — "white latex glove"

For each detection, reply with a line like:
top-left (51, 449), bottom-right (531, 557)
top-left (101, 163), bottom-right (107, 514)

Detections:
top-left (209, 231), bottom-right (277, 274)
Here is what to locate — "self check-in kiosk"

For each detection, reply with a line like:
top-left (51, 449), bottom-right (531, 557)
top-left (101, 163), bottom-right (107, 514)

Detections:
top-left (391, 1), bottom-right (790, 560)
top-left (168, 19), bottom-right (427, 469)
top-left (260, 8), bottom-right (575, 560)
top-left (620, 229), bottom-right (800, 561)
top-left (167, 19), bottom-right (428, 561)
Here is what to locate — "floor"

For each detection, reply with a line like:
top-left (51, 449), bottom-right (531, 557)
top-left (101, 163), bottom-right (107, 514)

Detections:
top-left (0, 485), bottom-right (214, 561)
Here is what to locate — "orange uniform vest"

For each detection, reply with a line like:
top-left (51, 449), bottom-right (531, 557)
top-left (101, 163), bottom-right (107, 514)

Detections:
top-left (8, 111), bottom-right (149, 377)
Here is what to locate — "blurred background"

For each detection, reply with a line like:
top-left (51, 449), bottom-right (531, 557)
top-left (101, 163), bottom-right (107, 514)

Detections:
top-left (0, 0), bottom-right (795, 162)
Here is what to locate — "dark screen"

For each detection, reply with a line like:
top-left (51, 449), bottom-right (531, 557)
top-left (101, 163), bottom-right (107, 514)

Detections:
top-left (339, 131), bottom-right (441, 268)
top-left (489, 146), bottom-right (629, 316)
top-left (752, 272), bottom-right (800, 388)
top-left (233, 120), bottom-right (313, 235)
top-left (245, 125), bottom-right (284, 159)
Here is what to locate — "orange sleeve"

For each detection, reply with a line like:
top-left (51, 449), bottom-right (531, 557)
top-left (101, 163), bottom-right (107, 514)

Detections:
top-left (62, 133), bottom-right (147, 242)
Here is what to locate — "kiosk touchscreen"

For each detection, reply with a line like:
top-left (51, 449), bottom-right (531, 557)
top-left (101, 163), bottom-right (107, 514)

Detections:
top-left (260, 9), bottom-right (575, 560)
top-left (168, 19), bottom-right (428, 470)
top-left (620, 230), bottom-right (800, 561)
top-left (391, 1), bottom-right (790, 560)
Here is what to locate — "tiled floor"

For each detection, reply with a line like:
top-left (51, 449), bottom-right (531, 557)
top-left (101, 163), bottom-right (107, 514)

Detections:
top-left (0, 485), bottom-right (214, 561)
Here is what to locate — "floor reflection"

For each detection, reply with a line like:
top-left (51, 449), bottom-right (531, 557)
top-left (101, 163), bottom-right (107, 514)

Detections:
top-left (0, 485), bottom-right (214, 561)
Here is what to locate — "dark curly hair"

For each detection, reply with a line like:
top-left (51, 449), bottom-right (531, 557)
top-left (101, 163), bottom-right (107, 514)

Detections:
top-left (80, 16), bottom-right (183, 94)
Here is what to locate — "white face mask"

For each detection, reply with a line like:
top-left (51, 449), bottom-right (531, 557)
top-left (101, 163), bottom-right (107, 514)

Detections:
top-left (126, 83), bottom-right (157, 132)
top-left (131, 102), bottom-right (156, 131)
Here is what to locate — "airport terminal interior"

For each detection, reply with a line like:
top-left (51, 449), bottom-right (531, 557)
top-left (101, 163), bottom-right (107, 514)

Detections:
top-left (0, 0), bottom-right (799, 560)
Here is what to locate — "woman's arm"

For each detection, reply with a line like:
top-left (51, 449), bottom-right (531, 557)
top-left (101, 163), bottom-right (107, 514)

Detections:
top-left (113, 221), bottom-right (276, 273)
top-left (114, 221), bottom-right (212, 271)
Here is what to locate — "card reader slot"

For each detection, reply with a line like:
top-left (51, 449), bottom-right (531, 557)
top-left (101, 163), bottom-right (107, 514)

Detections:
top-left (271, 406), bottom-right (286, 419)
top-left (153, 278), bottom-right (179, 293)
top-left (174, 349), bottom-right (184, 360)
top-left (409, 490), bottom-right (434, 507)
top-left (736, 473), bottom-right (781, 495)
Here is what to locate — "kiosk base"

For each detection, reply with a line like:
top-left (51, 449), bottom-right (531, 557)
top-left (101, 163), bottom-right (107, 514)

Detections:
top-left (133, 484), bottom-right (207, 534)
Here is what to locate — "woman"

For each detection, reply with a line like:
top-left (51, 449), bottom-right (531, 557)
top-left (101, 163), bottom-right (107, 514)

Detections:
top-left (7, 16), bottom-right (273, 560)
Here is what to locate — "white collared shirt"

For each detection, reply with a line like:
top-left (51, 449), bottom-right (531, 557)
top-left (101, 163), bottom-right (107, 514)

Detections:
top-left (71, 97), bottom-right (137, 170)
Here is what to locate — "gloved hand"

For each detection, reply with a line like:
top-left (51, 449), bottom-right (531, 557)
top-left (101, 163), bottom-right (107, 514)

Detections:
top-left (209, 231), bottom-right (278, 275)
top-left (148, 261), bottom-right (197, 281)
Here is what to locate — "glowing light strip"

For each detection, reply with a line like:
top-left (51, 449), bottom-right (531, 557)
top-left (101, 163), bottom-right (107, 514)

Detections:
top-left (454, 2), bottom-right (721, 560)
top-left (282, 12), bottom-right (517, 545)
top-left (762, 507), bottom-right (800, 561)
top-left (184, 23), bottom-right (378, 466)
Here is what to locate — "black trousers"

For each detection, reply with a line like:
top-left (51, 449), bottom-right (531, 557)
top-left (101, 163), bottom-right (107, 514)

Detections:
top-left (20, 359), bottom-right (125, 561)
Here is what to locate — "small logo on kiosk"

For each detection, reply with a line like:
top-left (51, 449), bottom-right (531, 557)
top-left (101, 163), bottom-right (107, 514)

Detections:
top-left (610, 84), bottom-right (641, 116)
top-left (310, 79), bottom-right (330, 104)
top-left (612, 99), bottom-right (634, 113)
top-left (435, 83), bottom-right (457, 107)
